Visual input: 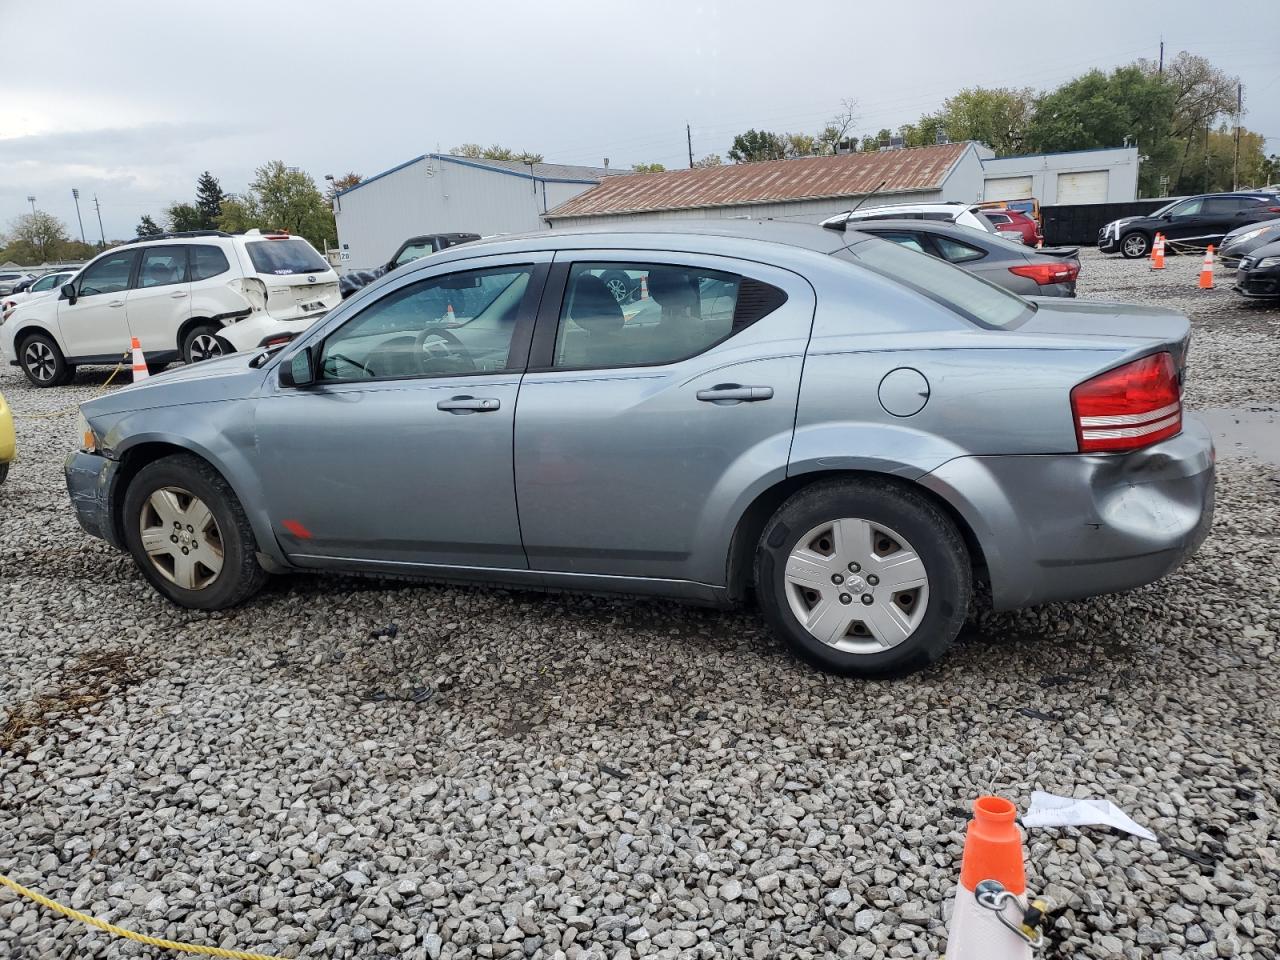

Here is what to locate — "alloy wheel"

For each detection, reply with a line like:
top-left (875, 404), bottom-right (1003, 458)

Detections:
top-left (604, 277), bottom-right (630, 303)
top-left (23, 341), bottom-right (57, 383)
top-left (1122, 234), bottom-right (1148, 257)
top-left (138, 486), bottom-right (224, 590)
top-left (783, 517), bottom-right (929, 654)
top-left (188, 334), bottom-right (224, 363)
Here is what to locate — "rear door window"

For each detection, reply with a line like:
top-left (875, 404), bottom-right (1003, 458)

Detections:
top-left (137, 247), bottom-right (189, 287)
top-left (245, 238), bottom-right (328, 275)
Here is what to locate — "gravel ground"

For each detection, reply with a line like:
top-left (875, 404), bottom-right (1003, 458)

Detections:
top-left (1, 248), bottom-right (1278, 960)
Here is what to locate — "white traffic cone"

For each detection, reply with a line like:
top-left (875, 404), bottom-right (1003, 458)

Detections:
top-left (945, 796), bottom-right (1046, 960)
top-left (130, 337), bottom-right (150, 382)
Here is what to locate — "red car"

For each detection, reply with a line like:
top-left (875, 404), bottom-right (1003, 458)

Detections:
top-left (984, 209), bottom-right (1042, 247)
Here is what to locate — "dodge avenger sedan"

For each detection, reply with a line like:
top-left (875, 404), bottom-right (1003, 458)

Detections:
top-left (64, 222), bottom-right (1214, 676)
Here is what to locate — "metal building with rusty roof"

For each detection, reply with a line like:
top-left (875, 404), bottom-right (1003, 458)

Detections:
top-left (543, 142), bottom-right (993, 228)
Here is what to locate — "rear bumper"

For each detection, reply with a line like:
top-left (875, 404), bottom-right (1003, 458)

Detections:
top-left (218, 311), bottom-right (326, 353)
top-left (920, 416), bottom-right (1215, 610)
top-left (64, 450), bottom-right (123, 549)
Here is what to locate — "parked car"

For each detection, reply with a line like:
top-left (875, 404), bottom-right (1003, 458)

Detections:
top-left (339, 233), bottom-right (482, 299)
top-left (1232, 238), bottom-right (1280, 300)
top-left (822, 202), bottom-right (998, 235)
top-left (1098, 192), bottom-right (1280, 258)
top-left (981, 209), bottom-right (1043, 247)
top-left (2, 270), bottom-right (77, 321)
top-left (65, 222), bottom-right (1213, 677)
top-left (0, 230), bottom-right (340, 386)
top-left (848, 219), bottom-right (1079, 297)
top-left (0, 388), bottom-right (12, 484)
top-left (0, 273), bottom-right (34, 297)
top-left (1218, 217), bottom-right (1280, 266)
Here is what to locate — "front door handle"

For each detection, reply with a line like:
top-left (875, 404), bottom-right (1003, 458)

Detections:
top-left (108, 300), bottom-right (124, 308)
top-left (170, 291), bottom-right (188, 299)
top-left (437, 395), bottom-right (501, 413)
top-left (696, 384), bottom-right (774, 404)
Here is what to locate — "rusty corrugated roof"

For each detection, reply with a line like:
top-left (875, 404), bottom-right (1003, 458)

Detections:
top-left (544, 142), bottom-right (970, 219)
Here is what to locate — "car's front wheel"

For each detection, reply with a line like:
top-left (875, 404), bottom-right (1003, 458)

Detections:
top-left (19, 333), bottom-right (74, 387)
top-left (755, 478), bottom-right (971, 676)
top-left (1120, 232), bottom-right (1151, 259)
top-left (182, 324), bottom-right (228, 364)
top-left (121, 454), bottom-right (267, 610)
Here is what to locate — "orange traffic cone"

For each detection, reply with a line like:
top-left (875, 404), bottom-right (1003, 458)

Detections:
top-left (1035, 237), bottom-right (1043, 250)
top-left (945, 796), bottom-right (1044, 960)
top-left (130, 337), bottom-right (150, 382)
top-left (1198, 245), bottom-right (1215, 289)
top-left (639, 275), bottom-right (649, 300)
top-left (1151, 233), bottom-right (1165, 270)
top-left (445, 303), bottom-right (456, 323)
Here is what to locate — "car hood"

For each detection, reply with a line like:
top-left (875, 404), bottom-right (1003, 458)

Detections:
top-left (81, 352), bottom-right (268, 418)
top-left (1241, 237), bottom-right (1280, 262)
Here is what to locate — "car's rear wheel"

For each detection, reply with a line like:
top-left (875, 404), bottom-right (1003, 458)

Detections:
top-left (19, 333), bottom-right (74, 387)
top-left (1120, 232), bottom-right (1150, 258)
top-left (121, 454), bottom-right (267, 610)
top-left (183, 324), bottom-right (228, 364)
top-left (755, 478), bottom-right (971, 676)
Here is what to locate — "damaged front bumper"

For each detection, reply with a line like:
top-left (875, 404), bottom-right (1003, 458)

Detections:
top-left (920, 416), bottom-right (1215, 610)
top-left (64, 450), bottom-right (123, 549)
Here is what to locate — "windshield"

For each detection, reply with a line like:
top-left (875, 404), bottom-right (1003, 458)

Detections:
top-left (245, 238), bottom-right (329, 276)
top-left (392, 241), bottom-right (436, 268)
top-left (837, 237), bottom-right (1034, 330)
top-left (1147, 199), bottom-right (1184, 218)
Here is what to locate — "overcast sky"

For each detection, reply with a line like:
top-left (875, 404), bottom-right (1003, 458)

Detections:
top-left (2, 0), bottom-right (1277, 242)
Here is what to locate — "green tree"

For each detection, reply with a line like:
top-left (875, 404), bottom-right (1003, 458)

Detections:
top-left (936, 87), bottom-right (1035, 154)
top-left (216, 161), bottom-right (336, 249)
top-left (195, 171), bottom-right (225, 230)
top-left (4, 211), bottom-right (69, 263)
top-left (784, 133), bottom-right (820, 158)
top-left (1025, 66), bottom-right (1177, 195)
top-left (166, 202), bottom-right (203, 232)
top-left (324, 172), bottom-right (362, 202)
top-left (728, 129), bottom-right (787, 163)
top-left (215, 195), bottom-right (260, 235)
top-left (451, 144), bottom-right (544, 163)
top-left (136, 214), bottom-right (163, 238)
top-left (692, 154), bottom-right (723, 168)
top-left (860, 129), bottom-right (893, 152)
top-left (1176, 124), bottom-right (1269, 194)
top-left (632, 163), bottom-right (666, 174)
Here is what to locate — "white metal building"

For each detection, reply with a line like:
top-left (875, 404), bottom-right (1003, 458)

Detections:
top-left (543, 142), bottom-right (1140, 230)
top-left (980, 147), bottom-right (1139, 205)
top-left (334, 154), bottom-right (619, 271)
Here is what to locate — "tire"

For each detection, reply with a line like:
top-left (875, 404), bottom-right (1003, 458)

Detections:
top-left (1120, 232), bottom-right (1150, 259)
top-left (121, 453), bottom-right (268, 610)
top-left (19, 333), bottom-right (74, 387)
top-left (182, 324), bottom-right (228, 365)
top-left (600, 270), bottom-right (635, 304)
top-left (755, 478), bottom-right (971, 677)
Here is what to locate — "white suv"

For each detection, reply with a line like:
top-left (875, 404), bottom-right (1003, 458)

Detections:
top-left (821, 201), bottom-right (998, 234)
top-left (0, 230), bottom-right (340, 386)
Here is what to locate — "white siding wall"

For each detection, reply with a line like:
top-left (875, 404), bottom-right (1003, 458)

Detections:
top-left (981, 148), bottom-right (1138, 205)
top-left (335, 158), bottom-right (600, 272)
top-left (547, 189), bottom-right (945, 230)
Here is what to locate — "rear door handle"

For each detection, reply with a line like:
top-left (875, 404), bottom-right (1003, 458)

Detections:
top-left (170, 291), bottom-right (188, 299)
top-left (696, 384), bottom-right (774, 404)
top-left (437, 395), bottom-right (501, 413)
top-left (108, 300), bottom-right (124, 308)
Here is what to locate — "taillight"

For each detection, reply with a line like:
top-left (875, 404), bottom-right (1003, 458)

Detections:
top-left (1071, 352), bottom-right (1182, 453)
top-left (1008, 261), bottom-right (1079, 285)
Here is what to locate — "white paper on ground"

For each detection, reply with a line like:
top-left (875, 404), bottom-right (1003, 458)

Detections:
top-left (1022, 791), bottom-right (1157, 842)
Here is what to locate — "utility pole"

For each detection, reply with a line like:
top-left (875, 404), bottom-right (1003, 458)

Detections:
top-left (27, 195), bottom-right (36, 215)
top-left (687, 123), bottom-right (694, 168)
top-left (93, 195), bottom-right (106, 247)
top-left (1233, 81), bottom-right (1242, 191)
top-left (1158, 38), bottom-right (1164, 74)
top-left (71, 188), bottom-right (87, 244)
top-left (1203, 122), bottom-right (1211, 194)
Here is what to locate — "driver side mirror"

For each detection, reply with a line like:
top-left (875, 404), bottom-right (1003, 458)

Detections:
top-left (279, 346), bottom-right (316, 388)
top-left (61, 282), bottom-right (77, 304)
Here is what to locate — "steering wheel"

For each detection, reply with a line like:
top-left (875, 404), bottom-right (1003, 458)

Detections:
top-left (413, 326), bottom-right (476, 374)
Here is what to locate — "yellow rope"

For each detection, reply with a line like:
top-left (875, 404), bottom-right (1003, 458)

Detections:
top-left (14, 359), bottom-right (127, 421)
top-left (0, 873), bottom-right (287, 960)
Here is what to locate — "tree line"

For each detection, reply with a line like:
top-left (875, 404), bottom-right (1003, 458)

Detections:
top-left (633, 52), bottom-right (1276, 196)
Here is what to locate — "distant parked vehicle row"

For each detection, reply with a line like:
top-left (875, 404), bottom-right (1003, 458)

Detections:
top-left (1098, 192), bottom-right (1280, 258)
top-left (1219, 217), bottom-right (1280, 265)
top-left (0, 272), bottom-right (34, 297)
top-left (1234, 238), bottom-right (1280, 300)
top-left (845, 219), bottom-right (1079, 297)
top-left (2, 270), bottom-right (78, 321)
top-left (0, 230), bottom-right (339, 386)
top-left (982, 209), bottom-right (1043, 247)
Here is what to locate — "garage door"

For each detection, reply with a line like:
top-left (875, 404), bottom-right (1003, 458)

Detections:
top-left (984, 176), bottom-right (1033, 202)
top-left (1056, 170), bottom-right (1108, 205)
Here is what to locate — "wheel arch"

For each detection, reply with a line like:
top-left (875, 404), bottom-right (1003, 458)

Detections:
top-left (176, 316), bottom-right (221, 354)
top-left (12, 322), bottom-right (65, 355)
top-left (725, 469), bottom-right (988, 602)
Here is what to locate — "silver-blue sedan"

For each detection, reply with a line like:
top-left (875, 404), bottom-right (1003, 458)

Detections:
top-left (65, 222), bottom-right (1214, 676)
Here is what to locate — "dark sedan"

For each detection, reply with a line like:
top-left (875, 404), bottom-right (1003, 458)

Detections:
top-left (848, 219), bottom-right (1080, 297)
top-left (1233, 238), bottom-right (1280, 300)
top-left (1219, 217), bottom-right (1280, 266)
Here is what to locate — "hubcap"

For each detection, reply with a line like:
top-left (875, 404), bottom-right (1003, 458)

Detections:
top-left (24, 341), bottom-right (56, 382)
top-left (139, 486), bottom-right (224, 590)
top-left (605, 278), bottom-right (630, 303)
top-left (784, 518), bottom-right (929, 654)
top-left (189, 334), bottom-right (223, 363)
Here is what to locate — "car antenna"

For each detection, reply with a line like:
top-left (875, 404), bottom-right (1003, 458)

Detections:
top-left (823, 179), bottom-right (888, 232)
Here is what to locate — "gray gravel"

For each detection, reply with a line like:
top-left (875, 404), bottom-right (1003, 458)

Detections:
top-left (2, 248), bottom-right (1278, 959)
